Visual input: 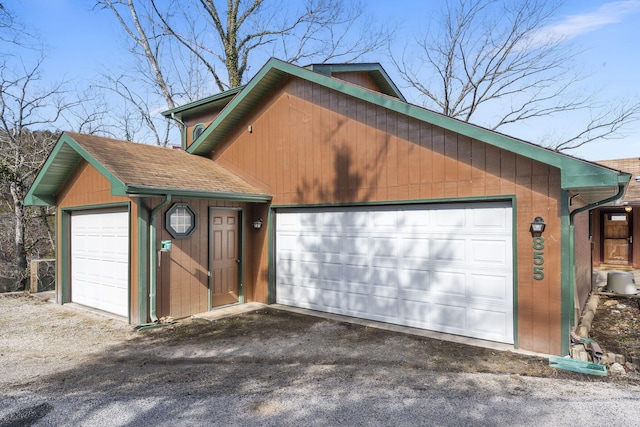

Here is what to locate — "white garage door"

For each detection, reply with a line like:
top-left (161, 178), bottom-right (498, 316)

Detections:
top-left (71, 209), bottom-right (129, 318)
top-left (276, 203), bottom-right (513, 344)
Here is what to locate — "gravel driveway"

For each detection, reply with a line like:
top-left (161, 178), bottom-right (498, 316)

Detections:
top-left (1, 293), bottom-right (639, 426)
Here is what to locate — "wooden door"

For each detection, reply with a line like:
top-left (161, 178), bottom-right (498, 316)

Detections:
top-left (210, 209), bottom-right (240, 306)
top-left (602, 210), bottom-right (632, 265)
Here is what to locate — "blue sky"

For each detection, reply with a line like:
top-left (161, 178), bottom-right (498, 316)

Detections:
top-left (12, 0), bottom-right (640, 161)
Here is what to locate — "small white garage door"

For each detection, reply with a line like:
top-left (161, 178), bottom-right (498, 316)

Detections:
top-left (71, 209), bottom-right (129, 318)
top-left (276, 203), bottom-right (513, 344)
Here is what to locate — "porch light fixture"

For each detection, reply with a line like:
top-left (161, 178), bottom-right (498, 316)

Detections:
top-left (529, 216), bottom-right (546, 237)
top-left (252, 218), bottom-right (263, 229)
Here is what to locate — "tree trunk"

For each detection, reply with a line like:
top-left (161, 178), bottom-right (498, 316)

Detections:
top-left (10, 182), bottom-right (27, 290)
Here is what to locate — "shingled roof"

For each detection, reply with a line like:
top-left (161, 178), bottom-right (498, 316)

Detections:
top-left (597, 158), bottom-right (640, 204)
top-left (25, 132), bottom-right (271, 206)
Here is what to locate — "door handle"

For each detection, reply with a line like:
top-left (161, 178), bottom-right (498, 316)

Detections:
top-left (236, 259), bottom-right (241, 263)
top-left (629, 236), bottom-right (633, 244)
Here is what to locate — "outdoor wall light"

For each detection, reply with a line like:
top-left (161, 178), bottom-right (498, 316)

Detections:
top-left (252, 218), bottom-right (263, 229)
top-left (529, 216), bottom-right (546, 237)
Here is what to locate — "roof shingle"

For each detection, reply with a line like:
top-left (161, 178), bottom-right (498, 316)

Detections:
top-left (66, 132), bottom-right (268, 197)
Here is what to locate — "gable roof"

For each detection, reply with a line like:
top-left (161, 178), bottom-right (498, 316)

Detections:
top-left (304, 63), bottom-right (405, 101)
top-left (161, 86), bottom-right (243, 121)
top-left (597, 158), bottom-right (640, 204)
top-left (24, 132), bottom-right (271, 206)
top-left (188, 58), bottom-right (630, 204)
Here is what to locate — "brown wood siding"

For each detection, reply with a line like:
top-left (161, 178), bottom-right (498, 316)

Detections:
top-left (331, 72), bottom-right (381, 93)
top-left (183, 108), bottom-right (223, 148)
top-left (573, 205), bottom-right (592, 323)
top-left (56, 161), bottom-right (140, 323)
top-left (212, 78), bottom-right (564, 354)
top-left (155, 198), bottom-right (252, 319)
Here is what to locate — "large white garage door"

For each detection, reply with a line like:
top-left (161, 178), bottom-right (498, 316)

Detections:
top-left (276, 203), bottom-right (513, 344)
top-left (71, 209), bottom-right (129, 318)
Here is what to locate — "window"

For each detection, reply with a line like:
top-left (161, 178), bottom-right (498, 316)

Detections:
top-left (193, 123), bottom-right (205, 141)
top-left (165, 203), bottom-right (197, 239)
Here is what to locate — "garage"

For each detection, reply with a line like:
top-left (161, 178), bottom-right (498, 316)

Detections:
top-left (70, 209), bottom-right (129, 318)
top-left (276, 203), bottom-right (514, 344)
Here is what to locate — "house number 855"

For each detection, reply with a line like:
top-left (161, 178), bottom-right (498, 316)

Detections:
top-left (533, 237), bottom-right (545, 280)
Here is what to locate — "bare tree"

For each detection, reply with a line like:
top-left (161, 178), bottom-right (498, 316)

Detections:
top-left (392, 0), bottom-right (640, 151)
top-left (0, 58), bottom-right (68, 289)
top-left (95, 0), bottom-right (390, 146)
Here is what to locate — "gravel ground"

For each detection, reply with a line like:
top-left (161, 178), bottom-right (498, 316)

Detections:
top-left (2, 293), bottom-right (640, 426)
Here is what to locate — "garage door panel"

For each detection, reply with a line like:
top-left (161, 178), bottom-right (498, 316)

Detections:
top-left (468, 308), bottom-right (512, 341)
top-left (399, 237), bottom-right (430, 260)
top-left (368, 295), bottom-right (398, 319)
top-left (469, 274), bottom-right (509, 301)
top-left (434, 208), bottom-right (466, 228)
top-left (400, 300), bottom-right (430, 324)
top-left (398, 268), bottom-right (430, 291)
top-left (470, 239), bottom-right (509, 266)
top-left (276, 203), bottom-right (513, 344)
top-left (430, 303), bottom-right (466, 331)
top-left (345, 294), bottom-right (368, 314)
top-left (432, 238), bottom-right (466, 263)
top-left (430, 271), bottom-right (466, 297)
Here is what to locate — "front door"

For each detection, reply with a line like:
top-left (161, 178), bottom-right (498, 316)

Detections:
top-left (602, 210), bottom-right (633, 265)
top-left (210, 209), bottom-right (240, 306)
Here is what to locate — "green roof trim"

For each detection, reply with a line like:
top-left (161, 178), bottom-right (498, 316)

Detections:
top-left (24, 133), bottom-right (127, 206)
top-left (161, 86), bottom-right (243, 119)
top-left (305, 63), bottom-right (406, 101)
top-left (24, 132), bottom-right (272, 207)
top-left (188, 58), bottom-right (630, 203)
top-left (124, 185), bottom-right (271, 202)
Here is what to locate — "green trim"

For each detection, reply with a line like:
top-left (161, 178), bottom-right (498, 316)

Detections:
top-left (126, 203), bottom-right (132, 323)
top-left (267, 207), bottom-right (276, 304)
top-left (271, 195), bottom-right (515, 209)
top-left (511, 197), bottom-right (519, 349)
top-left (61, 201), bottom-right (131, 212)
top-left (125, 185), bottom-right (271, 203)
top-left (239, 209), bottom-right (245, 304)
top-left (560, 190), bottom-right (572, 356)
top-left (136, 200), bottom-right (149, 324)
top-left (25, 133), bottom-right (128, 206)
top-left (305, 63), bottom-right (406, 101)
top-left (149, 195), bottom-right (172, 323)
top-left (59, 210), bottom-right (70, 303)
top-left (59, 202), bottom-right (131, 313)
top-left (161, 86), bottom-right (243, 119)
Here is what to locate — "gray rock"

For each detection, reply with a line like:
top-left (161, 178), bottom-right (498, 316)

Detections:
top-left (610, 363), bottom-right (626, 375)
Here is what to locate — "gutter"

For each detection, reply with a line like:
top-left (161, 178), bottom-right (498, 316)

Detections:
top-left (171, 112), bottom-right (187, 150)
top-left (563, 184), bottom-right (626, 353)
top-left (149, 195), bottom-right (172, 322)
